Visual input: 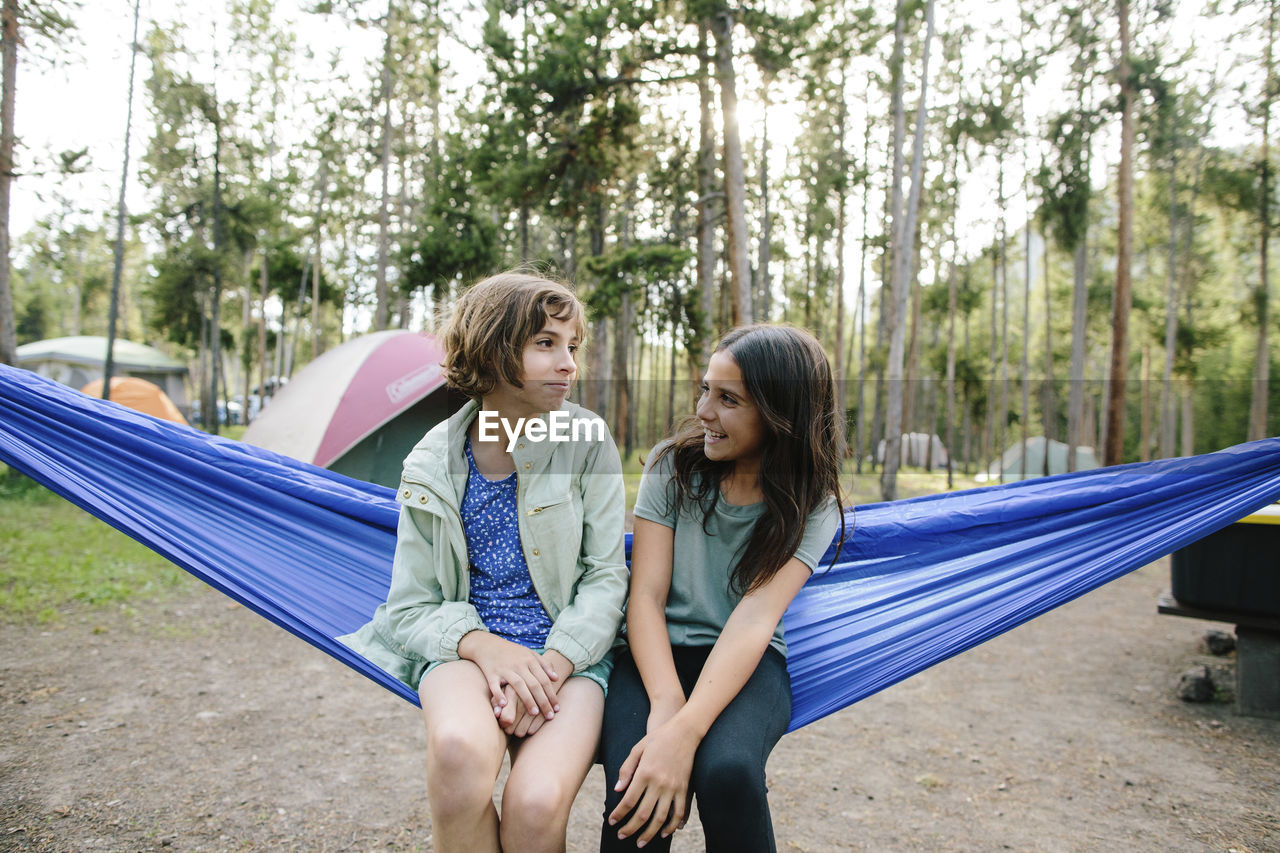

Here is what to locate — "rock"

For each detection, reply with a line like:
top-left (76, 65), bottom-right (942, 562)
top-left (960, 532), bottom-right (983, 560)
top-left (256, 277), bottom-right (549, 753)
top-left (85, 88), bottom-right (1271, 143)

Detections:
top-left (1204, 630), bottom-right (1236, 656)
top-left (1208, 664), bottom-right (1235, 702)
top-left (1177, 666), bottom-right (1215, 702)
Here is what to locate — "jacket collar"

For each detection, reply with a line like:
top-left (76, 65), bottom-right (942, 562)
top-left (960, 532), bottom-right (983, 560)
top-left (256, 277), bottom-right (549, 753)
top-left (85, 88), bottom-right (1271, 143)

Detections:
top-left (405, 398), bottom-right (586, 496)
top-left (450, 398), bottom-right (584, 464)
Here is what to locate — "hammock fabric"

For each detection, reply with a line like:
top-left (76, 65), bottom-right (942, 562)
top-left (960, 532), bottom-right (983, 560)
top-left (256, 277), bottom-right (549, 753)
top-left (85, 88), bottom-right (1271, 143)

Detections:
top-left (3, 363), bottom-right (1279, 731)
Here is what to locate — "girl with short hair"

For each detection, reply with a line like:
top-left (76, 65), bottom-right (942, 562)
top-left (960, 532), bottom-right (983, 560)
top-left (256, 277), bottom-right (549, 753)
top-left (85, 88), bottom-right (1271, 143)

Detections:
top-left (342, 272), bottom-right (627, 853)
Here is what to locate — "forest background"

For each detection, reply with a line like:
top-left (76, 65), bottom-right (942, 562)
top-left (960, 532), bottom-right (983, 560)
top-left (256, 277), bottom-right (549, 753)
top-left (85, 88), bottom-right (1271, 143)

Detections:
top-left (0, 0), bottom-right (1278, 502)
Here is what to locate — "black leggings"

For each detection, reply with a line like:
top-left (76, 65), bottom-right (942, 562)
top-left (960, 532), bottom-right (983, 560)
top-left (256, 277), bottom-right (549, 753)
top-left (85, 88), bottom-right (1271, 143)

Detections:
top-left (598, 645), bottom-right (792, 853)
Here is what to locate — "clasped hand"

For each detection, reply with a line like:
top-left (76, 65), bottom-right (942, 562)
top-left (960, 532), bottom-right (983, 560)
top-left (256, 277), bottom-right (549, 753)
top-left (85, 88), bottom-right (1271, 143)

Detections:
top-left (459, 632), bottom-right (561, 733)
top-left (608, 710), bottom-right (701, 847)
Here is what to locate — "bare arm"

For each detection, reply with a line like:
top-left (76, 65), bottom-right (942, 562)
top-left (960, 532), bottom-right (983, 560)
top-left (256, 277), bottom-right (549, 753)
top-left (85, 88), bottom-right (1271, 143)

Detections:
top-left (664, 557), bottom-right (809, 737)
top-left (624, 518), bottom-right (685, 722)
top-left (609, 552), bottom-right (812, 846)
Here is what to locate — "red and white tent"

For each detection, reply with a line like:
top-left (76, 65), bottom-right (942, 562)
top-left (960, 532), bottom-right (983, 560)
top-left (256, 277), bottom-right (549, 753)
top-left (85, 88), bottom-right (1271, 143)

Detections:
top-left (243, 330), bottom-right (457, 487)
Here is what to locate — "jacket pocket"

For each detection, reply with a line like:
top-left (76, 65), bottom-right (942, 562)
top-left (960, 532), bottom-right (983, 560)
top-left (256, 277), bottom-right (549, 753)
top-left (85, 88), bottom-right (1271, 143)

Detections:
top-left (524, 493), bottom-right (573, 518)
top-left (522, 493), bottom-right (585, 607)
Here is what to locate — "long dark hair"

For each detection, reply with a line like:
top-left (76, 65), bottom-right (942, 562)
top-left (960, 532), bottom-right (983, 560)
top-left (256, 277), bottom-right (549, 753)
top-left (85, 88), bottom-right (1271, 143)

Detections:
top-left (654, 324), bottom-right (847, 595)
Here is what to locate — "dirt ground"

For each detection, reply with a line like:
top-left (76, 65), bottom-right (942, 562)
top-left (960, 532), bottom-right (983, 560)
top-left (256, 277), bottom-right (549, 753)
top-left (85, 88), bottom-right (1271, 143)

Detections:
top-left (1, 557), bottom-right (1277, 853)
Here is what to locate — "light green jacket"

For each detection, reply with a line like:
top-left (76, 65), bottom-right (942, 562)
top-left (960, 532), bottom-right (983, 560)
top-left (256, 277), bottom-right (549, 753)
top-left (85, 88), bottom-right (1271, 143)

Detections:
top-left (339, 398), bottom-right (628, 690)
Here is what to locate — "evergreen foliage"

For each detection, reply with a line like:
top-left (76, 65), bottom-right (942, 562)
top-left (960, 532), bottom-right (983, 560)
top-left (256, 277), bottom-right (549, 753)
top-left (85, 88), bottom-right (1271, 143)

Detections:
top-left (4, 0), bottom-right (1277, 476)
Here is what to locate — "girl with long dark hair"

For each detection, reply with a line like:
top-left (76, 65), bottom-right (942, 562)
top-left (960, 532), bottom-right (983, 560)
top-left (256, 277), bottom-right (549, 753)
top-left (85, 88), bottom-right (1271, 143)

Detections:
top-left (600, 323), bottom-right (847, 852)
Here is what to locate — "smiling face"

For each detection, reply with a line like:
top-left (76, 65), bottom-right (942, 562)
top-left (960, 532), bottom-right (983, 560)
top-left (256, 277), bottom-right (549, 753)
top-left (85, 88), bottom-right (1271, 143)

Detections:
top-left (696, 350), bottom-right (767, 470)
top-left (484, 315), bottom-right (580, 419)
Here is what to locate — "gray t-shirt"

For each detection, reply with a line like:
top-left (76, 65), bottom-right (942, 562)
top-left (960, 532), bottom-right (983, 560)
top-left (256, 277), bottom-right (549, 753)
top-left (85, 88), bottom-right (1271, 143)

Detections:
top-left (632, 446), bottom-right (843, 657)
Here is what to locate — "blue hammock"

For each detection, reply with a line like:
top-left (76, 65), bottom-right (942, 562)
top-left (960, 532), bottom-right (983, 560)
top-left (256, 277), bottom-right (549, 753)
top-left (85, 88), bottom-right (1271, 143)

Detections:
top-left (2, 363), bottom-right (1279, 731)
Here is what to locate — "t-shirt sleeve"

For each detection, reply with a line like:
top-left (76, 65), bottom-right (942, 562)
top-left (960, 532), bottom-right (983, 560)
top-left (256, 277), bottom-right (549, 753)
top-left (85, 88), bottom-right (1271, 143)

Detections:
top-left (632, 444), bottom-right (679, 529)
top-left (791, 496), bottom-right (845, 572)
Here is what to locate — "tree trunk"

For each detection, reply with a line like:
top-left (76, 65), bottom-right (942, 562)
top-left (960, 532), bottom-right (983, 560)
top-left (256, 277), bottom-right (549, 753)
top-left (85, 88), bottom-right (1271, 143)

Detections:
top-left (883, 0), bottom-right (935, 500)
top-left (711, 5), bottom-right (751, 325)
top-left (853, 85), bottom-right (873, 473)
top-left (903, 221), bottom-right (923, 435)
top-left (613, 291), bottom-right (631, 455)
top-left (985, 242), bottom-right (999, 472)
top-left (1041, 220), bottom-right (1053, 476)
top-left (586, 209), bottom-right (608, 418)
top-left (1176, 111), bottom-right (1209, 458)
top-left (0, 0), bottom-right (17, 365)
top-left (1159, 115), bottom-right (1179, 458)
top-left (834, 62), bottom-right (848, 422)
top-left (962, 290), bottom-right (972, 473)
top-left (872, 245), bottom-right (888, 474)
top-left (695, 20), bottom-right (717, 359)
top-left (641, 314), bottom-right (655, 446)
top-left (104, 0), bottom-right (142, 394)
top-left (518, 0), bottom-right (530, 261)
top-left (945, 143), bottom-right (960, 490)
top-left (998, 158), bottom-right (1009, 481)
top-left (240, 249), bottom-right (252, 422)
top-left (1180, 383), bottom-right (1194, 456)
top-left (1021, 174), bottom-right (1031, 477)
top-left (257, 245), bottom-right (269, 408)
top-left (1067, 235), bottom-right (1088, 470)
top-left (802, 227), bottom-right (813, 331)
top-left (198, 307), bottom-right (210, 428)
top-left (1139, 345), bottom-right (1153, 461)
top-left (668, 291), bottom-right (678, 436)
top-left (374, 0), bottom-right (396, 332)
top-left (286, 251), bottom-right (309, 380)
top-left (758, 80), bottom-right (772, 322)
top-left (207, 110), bottom-right (226, 437)
top-left (1249, 0), bottom-right (1275, 441)
top-left (1105, 0), bottom-right (1134, 465)
top-left (300, 162), bottom-right (328, 369)
top-left (311, 229), bottom-right (322, 356)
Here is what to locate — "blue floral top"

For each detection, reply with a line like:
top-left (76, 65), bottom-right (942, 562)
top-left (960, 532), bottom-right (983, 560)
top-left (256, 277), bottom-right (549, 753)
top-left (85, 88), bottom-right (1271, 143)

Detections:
top-left (461, 438), bottom-right (554, 648)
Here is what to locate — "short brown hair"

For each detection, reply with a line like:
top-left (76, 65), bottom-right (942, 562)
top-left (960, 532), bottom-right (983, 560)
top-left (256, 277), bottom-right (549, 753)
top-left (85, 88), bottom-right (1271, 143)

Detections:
top-left (440, 272), bottom-right (586, 399)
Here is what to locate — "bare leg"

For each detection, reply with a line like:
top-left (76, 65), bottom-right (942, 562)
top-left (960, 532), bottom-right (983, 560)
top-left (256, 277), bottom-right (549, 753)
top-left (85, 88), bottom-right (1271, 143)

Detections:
top-left (418, 661), bottom-right (509, 853)
top-left (501, 677), bottom-right (605, 853)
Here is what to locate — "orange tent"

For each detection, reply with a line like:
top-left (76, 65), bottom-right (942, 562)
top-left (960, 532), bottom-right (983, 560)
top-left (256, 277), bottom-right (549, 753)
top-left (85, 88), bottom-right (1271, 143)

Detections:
top-left (80, 376), bottom-right (189, 426)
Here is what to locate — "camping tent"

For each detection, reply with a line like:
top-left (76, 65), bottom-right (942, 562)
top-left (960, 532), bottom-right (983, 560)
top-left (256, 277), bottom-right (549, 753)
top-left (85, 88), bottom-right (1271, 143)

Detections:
top-left (976, 436), bottom-right (1100, 482)
top-left (242, 330), bottom-right (458, 488)
top-left (876, 432), bottom-right (950, 468)
top-left (16, 336), bottom-right (189, 411)
top-left (80, 377), bottom-right (188, 425)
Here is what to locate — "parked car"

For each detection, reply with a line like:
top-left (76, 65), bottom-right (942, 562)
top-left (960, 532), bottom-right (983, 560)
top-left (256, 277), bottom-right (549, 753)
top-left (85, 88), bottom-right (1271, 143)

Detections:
top-left (190, 399), bottom-right (242, 426)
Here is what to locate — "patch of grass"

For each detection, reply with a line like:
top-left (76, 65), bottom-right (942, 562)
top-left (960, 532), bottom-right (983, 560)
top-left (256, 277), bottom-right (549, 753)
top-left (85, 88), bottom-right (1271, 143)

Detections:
top-left (622, 448), bottom-right (648, 516)
top-left (217, 424), bottom-right (248, 442)
top-left (0, 465), bottom-right (58, 501)
top-left (0, 466), bottom-right (195, 623)
top-left (844, 464), bottom-right (983, 506)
